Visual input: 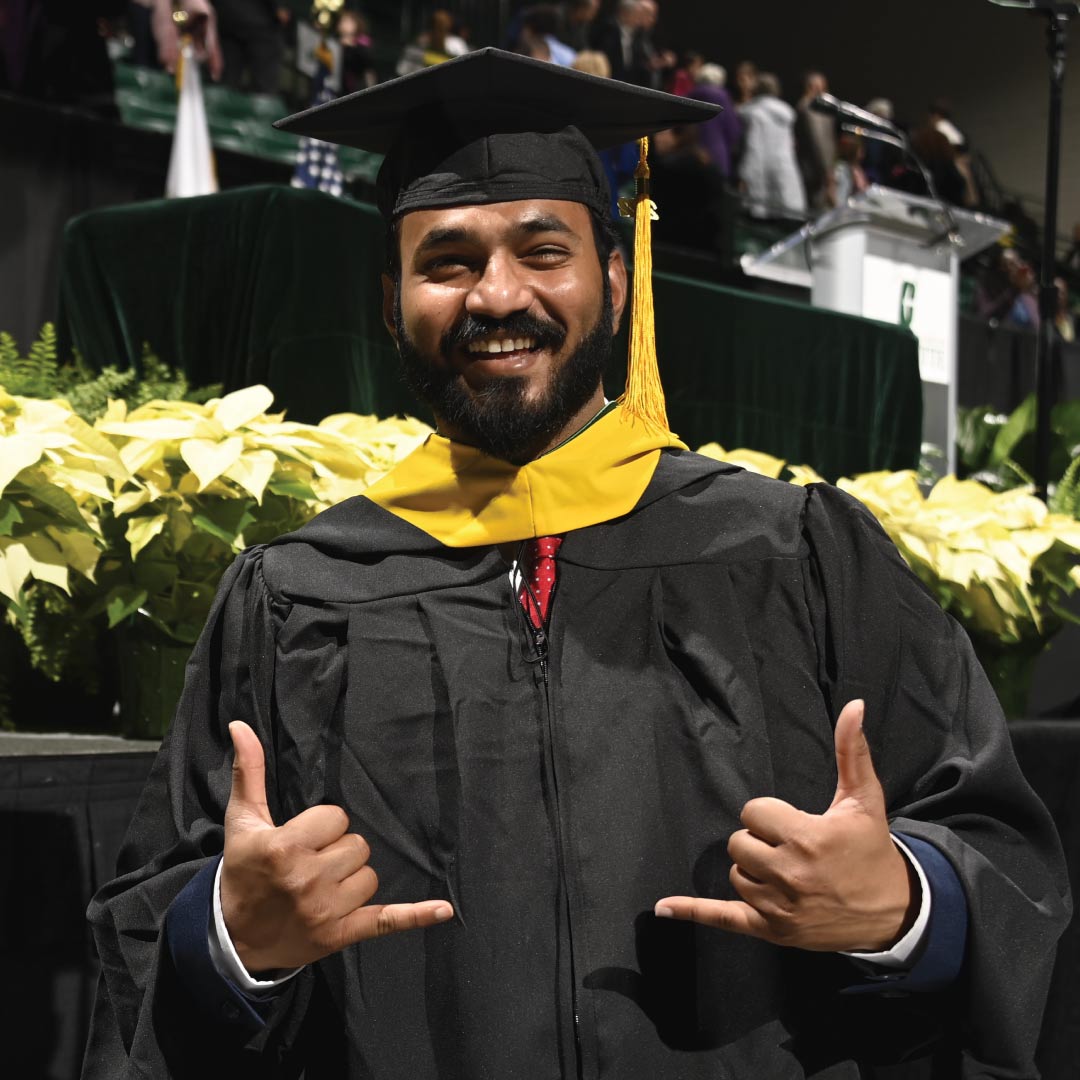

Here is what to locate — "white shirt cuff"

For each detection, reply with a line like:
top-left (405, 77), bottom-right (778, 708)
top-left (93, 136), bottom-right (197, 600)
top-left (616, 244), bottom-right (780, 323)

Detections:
top-left (210, 859), bottom-right (304, 994)
top-left (841, 833), bottom-right (932, 970)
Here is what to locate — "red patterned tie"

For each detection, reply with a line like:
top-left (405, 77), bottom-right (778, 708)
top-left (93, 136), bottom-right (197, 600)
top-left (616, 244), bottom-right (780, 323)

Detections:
top-left (519, 536), bottom-right (562, 629)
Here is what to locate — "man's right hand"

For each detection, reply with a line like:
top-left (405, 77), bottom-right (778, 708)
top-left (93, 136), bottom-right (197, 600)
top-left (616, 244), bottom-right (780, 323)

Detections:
top-left (221, 721), bottom-right (453, 975)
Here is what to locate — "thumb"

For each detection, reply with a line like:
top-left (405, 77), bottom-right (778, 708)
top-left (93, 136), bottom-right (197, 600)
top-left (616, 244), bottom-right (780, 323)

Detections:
top-left (829, 700), bottom-right (884, 812)
top-left (227, 721), bottom-right (274, 829)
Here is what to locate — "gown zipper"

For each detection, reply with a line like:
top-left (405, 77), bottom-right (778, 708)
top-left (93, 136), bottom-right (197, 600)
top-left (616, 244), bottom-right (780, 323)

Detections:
top-left (530, 616), bottom-right (584, 1078)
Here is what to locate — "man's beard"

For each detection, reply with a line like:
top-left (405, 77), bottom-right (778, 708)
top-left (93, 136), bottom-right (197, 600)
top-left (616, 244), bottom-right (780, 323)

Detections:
top-left (395, 281), bottom-right (614, 466)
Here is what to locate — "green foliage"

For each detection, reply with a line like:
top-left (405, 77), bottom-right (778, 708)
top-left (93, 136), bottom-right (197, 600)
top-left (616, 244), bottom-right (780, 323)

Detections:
top-left (0, 324), bottom-right (69, 400)
top-left (0, 325), bottom-right (222, 685)
top-left (11, 584), bottom-right (100, 690)
top-left (957, 395), bottom-right (1080, 510)
top-left (0, 324), bottom-right (221, 422)
top-left (1050, 454), bottom-right (1080, 519)
top-left (956, 405), bottom-right (1008, 478)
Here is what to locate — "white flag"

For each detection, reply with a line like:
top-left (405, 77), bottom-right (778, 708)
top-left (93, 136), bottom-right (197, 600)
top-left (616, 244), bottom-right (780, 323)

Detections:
top-left (166, 41), bottom-right (218, 198)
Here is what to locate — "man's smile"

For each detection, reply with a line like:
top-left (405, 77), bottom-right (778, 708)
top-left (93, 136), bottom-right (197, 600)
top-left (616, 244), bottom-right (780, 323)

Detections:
top-left (458, 336), bottom-right (547, 378)
top-left (464, 335), bottom-right (538, 355)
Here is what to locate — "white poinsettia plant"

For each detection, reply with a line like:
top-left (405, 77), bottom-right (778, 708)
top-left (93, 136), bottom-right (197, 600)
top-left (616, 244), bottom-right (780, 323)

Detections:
top-left (0, 389), bottom-right (124, 617)
top-left (0, 384), bottom-right (432, 656)
top-left (697, 443), bottom-right (1080, 648)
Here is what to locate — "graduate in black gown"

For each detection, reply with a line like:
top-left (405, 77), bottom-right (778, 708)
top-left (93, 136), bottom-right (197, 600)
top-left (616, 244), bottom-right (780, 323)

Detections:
top-left (83, 51), bottom-right (1069, 1080)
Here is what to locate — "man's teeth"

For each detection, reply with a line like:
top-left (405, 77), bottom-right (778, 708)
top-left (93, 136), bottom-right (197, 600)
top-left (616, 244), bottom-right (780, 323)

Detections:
top-left (466, 336), bottom-right (536, 354)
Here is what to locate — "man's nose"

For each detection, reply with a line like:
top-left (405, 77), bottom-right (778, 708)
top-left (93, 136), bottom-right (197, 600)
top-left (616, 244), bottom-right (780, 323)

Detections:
top-left (463, 254), bottom-right (533, 320)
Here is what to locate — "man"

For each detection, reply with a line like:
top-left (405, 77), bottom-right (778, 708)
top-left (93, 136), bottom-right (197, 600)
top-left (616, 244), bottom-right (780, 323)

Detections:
top-left (592, 0), bottom-right (650, 86)
top-left (634, 0), bottom-right (676, 91)
top-left (83, 51), bottom-right (1068, 1079)
top-left (795, 70), bottom-right (838, 212)
top-left (213, 0), bottom-right (284, 93)
top-left (560, 0), bottom-right (600, 52)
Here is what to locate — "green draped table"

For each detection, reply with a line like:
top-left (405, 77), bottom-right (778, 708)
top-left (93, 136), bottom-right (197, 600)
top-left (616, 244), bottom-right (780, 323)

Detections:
top-left (58, 185), bottom-right (921, 479)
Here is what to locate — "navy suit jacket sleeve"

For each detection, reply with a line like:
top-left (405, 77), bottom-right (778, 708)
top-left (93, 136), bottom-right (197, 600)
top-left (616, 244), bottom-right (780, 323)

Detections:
top-left (843, 832), bottom-right (967, 995)
top-left (165, 856), bottom-right (277, 1034)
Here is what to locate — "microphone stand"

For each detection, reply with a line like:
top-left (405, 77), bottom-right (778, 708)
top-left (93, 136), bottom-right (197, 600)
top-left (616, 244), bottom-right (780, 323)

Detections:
top-left (840, 122), bottom-right (962, 249)
top-left (990, 0), bottom-right (1077, 500)
top-left (815, 94), bottom-right (963, 247)
top-left (1035, 7), bottom-right (1072, 502)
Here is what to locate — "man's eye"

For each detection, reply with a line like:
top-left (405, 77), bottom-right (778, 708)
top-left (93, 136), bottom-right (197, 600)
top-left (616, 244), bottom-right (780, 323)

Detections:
top-left (423, 256), bottom-right (471, 273)
top-left (527, 247), bottom-right (569, 262)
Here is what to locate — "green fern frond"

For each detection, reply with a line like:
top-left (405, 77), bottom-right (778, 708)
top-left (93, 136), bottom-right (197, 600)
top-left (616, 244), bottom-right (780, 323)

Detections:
top-left (1001, 458), bottom-right (1035, 488)
top-left (1049, 454), bottom-right (1080, 518)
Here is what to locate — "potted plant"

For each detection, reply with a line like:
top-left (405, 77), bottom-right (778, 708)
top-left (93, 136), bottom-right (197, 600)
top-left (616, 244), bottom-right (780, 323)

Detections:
top-left (0, 370), bottom-right (432, 736)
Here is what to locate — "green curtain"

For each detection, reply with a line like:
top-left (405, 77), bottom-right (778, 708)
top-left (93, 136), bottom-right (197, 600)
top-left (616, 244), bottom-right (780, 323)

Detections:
top-left (59, 185), bottom-right (415, 424)
top-left (58, 185), bottom-right (921, 477)
top-left (615, 272), bottom-right (923, 480)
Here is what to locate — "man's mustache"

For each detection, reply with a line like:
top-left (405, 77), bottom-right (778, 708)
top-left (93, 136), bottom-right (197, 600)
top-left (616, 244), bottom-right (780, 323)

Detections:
top-left (442, 313), bottom-right (567, 357)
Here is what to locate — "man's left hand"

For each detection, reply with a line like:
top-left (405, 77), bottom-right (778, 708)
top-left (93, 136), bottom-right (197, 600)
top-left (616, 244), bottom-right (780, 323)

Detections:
top-left (655, 700), bottom-right (917, 952)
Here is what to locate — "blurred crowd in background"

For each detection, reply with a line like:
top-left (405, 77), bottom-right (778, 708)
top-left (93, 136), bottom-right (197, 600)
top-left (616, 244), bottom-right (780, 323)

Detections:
top-left (2, 0), bottom-right (1077, 340)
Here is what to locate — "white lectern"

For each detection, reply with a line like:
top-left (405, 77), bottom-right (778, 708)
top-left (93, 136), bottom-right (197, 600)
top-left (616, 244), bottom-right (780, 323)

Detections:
top-left (741, 186), bottom-right (1009, 475)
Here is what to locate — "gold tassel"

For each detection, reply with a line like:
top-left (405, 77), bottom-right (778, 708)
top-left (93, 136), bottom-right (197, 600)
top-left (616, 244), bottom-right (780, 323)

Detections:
top-left (617, 136), bottom-right (669, 433)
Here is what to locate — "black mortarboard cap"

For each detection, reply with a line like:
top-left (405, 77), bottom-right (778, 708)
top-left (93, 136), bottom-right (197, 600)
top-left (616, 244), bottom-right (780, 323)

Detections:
top-left (275, 48), bottom-right (721, 221)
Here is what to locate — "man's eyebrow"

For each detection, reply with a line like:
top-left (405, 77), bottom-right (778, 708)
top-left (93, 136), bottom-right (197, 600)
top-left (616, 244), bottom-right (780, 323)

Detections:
top-left (514, 214), bottom-right (577, 238)
top-left (414, 226), bottom-right (475, 256)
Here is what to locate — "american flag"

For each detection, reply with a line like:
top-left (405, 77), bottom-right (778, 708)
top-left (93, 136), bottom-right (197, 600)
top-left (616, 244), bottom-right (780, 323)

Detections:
top-left (291, 69), bottom-right (344, 197)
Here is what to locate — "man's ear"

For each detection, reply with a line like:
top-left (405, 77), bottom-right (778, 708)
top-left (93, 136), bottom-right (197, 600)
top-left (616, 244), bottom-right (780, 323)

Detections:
top-left (608, 247), bottom-right (629, 335)
top-left (381, 273), bottom-right (399, 346)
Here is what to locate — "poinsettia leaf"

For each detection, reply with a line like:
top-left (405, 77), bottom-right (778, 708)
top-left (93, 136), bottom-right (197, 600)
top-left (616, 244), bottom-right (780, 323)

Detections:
top-left (105, 585), bottom-right (149, 628)
top-left (9, 475), bottom-right (90, 530)
top-left (126, 513), bottom-right (168, 560)
top-left (190, 513), bottom-right (237, 547)
top-left (267, 478), bottom-right (318, 501)
top-left (0, 501), bottom-right (23, 536)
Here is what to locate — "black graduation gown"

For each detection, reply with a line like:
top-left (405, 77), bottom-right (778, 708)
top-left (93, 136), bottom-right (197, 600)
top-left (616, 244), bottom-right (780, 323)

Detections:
top-left (84, 450), bottom-right (1070, 1079)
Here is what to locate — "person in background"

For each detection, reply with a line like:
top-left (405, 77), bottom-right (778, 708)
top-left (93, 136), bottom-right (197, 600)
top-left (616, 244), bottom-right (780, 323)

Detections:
top-left (571, 49), bottom-right (638, 217)
top-left (396, 8), bottom-right (468, 77)
top-left (862, 96), bottom-right (899, 187)
top-left (976, 246), bottom-right (1040, 330)
top-left (1054, 277), bottom-right (1076, 344)
top-left (929, 98), bottom-right (966, 151)
top-left (128, 0), bottom-right (160, 68)
top-left (833, 133), bottom-right (869, 205)
top-left (688, 62), bottom-right (741, 183)
top-left (738, 72), bottom-right (806, 219)
top-left (559, 0), bottom-right (599, 51)
top-left (337, 9), bottom-right (375, 93)
top-left (514, 4), bottom-right (577, 66)
top-left (732, 59), bottom-right (758, 107)
top-left (591, 0), bottom-right (650, 86)
top-left (1063, 223), bottom-right (1080, 281)
top-left (648, 122), bottom-right (729, 253)
top-left (666, 49), bottom-right (702, 97)
top-left (213, 0), bottom-right (284, 93)
top-left (795, 70), bottom-right (836, 211)
top-left (893, 124), bottom-right (976, 208)
top-left (143, 0), bottom-right (222, 80)
top-left (635, 0), bottom-right (676, 91)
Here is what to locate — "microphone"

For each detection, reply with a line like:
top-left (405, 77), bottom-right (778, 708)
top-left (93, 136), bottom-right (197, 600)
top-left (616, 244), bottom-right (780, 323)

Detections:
top-left (810, 93), bottom-right (901, 137)
top-left (815, 95), bottom-right (962, 247)
top-left (987, 1), bottom-right (1079, 13)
